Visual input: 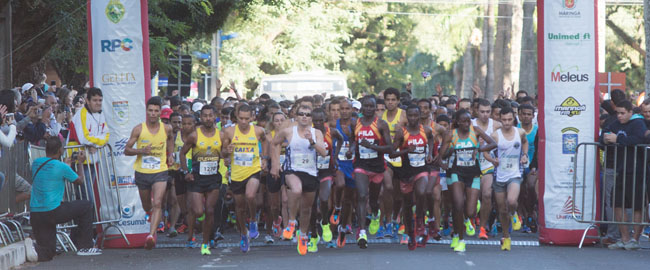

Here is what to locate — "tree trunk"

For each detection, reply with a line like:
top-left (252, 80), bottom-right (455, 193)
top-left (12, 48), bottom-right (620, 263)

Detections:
top-left (461, 41), bottom-right (474, 99)
top-left (493, 3), bottom-right (511, 100)
top-left (645, 0), bottom-right (650, 96)
top-left (480, 0), bottom-right (496, 100)
top-left (519, 1), bottom-right (537, 96)
top-left (453, 61), bottom-right (462, 96)
top-left (509, 0), bottom-right (524, 98)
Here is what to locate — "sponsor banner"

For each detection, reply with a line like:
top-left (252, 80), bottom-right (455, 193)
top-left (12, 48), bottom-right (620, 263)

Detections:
top-left (88, 0), bottom-right (151, 248)
top-left (537, 0), bottom-right (600, 245)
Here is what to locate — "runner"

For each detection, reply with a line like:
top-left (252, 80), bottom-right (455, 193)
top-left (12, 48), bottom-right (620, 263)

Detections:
top-left (264, 112), bottom-right (287, 243)
top-left (309, 108), bottom-right (343, 251)
top-left (333, 98), bottom-right (358, 248)
top-left (166, 112), bottom-right (185, 239)
top-left (491, 107), bottom-right (528, 251)
top-left (353, 96), bottom-right (393, 249)
top-left (417, 98), bottom-right (446, 243)
top-left (270, 105), bottom-right (327, 255)
top-left (178, 114), bottom-right (197, 247)
top-left (390, 104), bottom-right (435, 250)
top-left (471, 99), bottom-right (502, 239)
top-left (517, 103), bottom-right (538, 233)
top-left (179, 105), bottom-right (225, 255)
top-left (380, 88), bottom-right (405, 239)
top-left (439, 109), bottom-right (496, 252)
top-left (222, 104), bottom-right (268, 253)
top-left (124, 96), bottom-right (174, 250)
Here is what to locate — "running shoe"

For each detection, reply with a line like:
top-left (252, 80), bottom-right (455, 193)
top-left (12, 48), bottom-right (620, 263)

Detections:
top-left (345, 225), bottom-right (353, 234)
top-left (416, 220), bottom-right (426, 238)
top-left (512, 213), bottom-right (521, 231)
top-left (186, 237), bottom-right (196, 248)
top-left (214, 231), bottom-right (225, 241)
top-left (376, 225), bottom-right (385, 239)
top-left (283, 221), bottom-right (296, 240)
top-left (322, 223), bottom-right (333, 242)
top-left (407, 232), bottom-right (417, 251)
top-left (522, 224), bottom-right (532, 233)
top-left (265, 235), bottom-right (274, 244)
top-left (428, 221), bottom-right (441, 241)
top-left (369, 214), bottom-right (381, 235)
top-left (272, 217), bottom-right (283, 238)
top-left (385, 222), bottom-right (395, 239)
top-left (298, 234), bottom-right (309, 255)
top-left (249, 221), bottom-right (259, 239)
top-left (308, 235), bottom-right (320, 253)
top-left (477, 200), bottom-right (481, 214)
top-left (337, 226), bottom-right (347, 248)
top-left (400, 234), bottom-right (408, 245)
top-left (479, 227), bottom-right (489, 240)
top-left (197, 214), bottom-right (205, 222)
top-left (500, 237), bottom-right (511, 251)
top-left (240, 234), bottom-right (250, 253)
top-left (210, 239), bottom-right (215, 249)
top-left (624, 239), bottom-right (641, 250)
top-left (454, 240), bottom-right (466, 252)
top-left (157, 222), bottom-right (165, 233)
top-left (491, 223), bottom-right (499, 236)
top-left (357, 229), bottom-right (368, 249)
top-left (145, 211), bottom-right (152, 222)
top-left (201, 244), bottom-right (211, 255)
top-left (442, 225), bottom-right (451, 237)
top-left (450, 234), bottom-right (459, 249)
top-left (398, 223), bottom-right (406, 235)
top-left (177, 224), bottom-right (188, 234)
top-left (608, 240), bottom-right (625, 250)
top-left (167, 229), bottom-right (178, 238)
top-left (528, 217), bottom-right (538, 233)
top-left (145, 234), bottom-right (156, 250)
top-left (327, 241), bottom-right (337, 248)
top-left (76, 248), bottom-right (102, 256)
top-left (465, 218), bottom-right (475, 236)
top-left (330, 208), bottom-right (341, 225)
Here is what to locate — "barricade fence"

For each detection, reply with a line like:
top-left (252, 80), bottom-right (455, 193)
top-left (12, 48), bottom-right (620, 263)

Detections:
top-left (0, 141), bottom-right (32, 215)
top-left (573, 142), bottom-right (650, 248)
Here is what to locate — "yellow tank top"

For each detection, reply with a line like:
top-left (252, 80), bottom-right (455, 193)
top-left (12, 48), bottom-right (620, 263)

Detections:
top-left (381, 108), bottom-right (403, 167)
top-left (192, 127), bottom-right (222, 176)
top-left (231, 124), bottom-right (261, 182)
top-left (134, 122), bottom-right (168, 173)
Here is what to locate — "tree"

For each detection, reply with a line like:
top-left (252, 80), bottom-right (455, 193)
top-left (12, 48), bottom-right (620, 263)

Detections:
top-left (643, 0), bottom-right (650, 96)
top-left (494, 1), bottom-right (523, 100)
top-left (519, 1), bottom-right (536, 95)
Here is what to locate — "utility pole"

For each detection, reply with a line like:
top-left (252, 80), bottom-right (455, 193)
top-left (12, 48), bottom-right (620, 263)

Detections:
top-left (210, 31), bottom-right (221, 99)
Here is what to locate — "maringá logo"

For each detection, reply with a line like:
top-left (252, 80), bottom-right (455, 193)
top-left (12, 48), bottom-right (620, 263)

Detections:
top-left (554, 97), bottom-right (586, 117)
top-left (563, 0), bottom-right (576, 9)
top-left (105, 0), bottom-right (126, 24)
top-left (559, 0), bottom-right (581, 18)
top-left (550, 64), bottom-right (589, 83)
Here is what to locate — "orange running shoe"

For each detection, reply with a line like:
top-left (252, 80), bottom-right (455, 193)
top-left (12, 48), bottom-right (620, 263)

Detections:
top-left (145, 234), bottom-right (156, 250)
top-left (283, 221), bottom-right (296, 240)
top-left (337, 225), bottom-right (347, 248)
top-left (479, 227), bottom-right (489, 240)
top-left (297, 234), bottom-right (308, 255)
top-left (330, 208), bottom-right (341, 225)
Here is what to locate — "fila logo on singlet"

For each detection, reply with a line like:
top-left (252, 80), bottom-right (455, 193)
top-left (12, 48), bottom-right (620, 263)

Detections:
top-left (359, 130), bottom-right (375, 137)
top-left (408, 138), bottom-right (424, 145)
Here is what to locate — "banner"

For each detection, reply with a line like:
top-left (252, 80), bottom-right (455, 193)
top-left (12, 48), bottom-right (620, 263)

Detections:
top-left (537, 0), bottom-right (600, 245)
top-left (88, 0), bottom-right (152, 248)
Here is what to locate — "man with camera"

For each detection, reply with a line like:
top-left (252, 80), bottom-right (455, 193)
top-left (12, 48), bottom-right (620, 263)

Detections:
top-left (24, 137), bottom-right (102, 262)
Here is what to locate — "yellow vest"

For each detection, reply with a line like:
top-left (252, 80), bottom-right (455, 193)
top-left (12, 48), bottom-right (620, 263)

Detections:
top-left (192, 127), bottom-right (222, 176)
top-left (170, 131), bottom-right (192, 171)
top-left (230, 124), bottom-right (261, 182)
top-left (381, 108), bottom-right (403, 167)
top-left (134, 122), bottom-right (168, 174)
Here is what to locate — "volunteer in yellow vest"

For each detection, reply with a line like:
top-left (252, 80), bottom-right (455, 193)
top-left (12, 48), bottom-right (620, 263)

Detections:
top-left (380, 88), bottom-right (405, 238)
top-left (221, 104), bottom-right (268, 253)
top-left (125, 96), bottom-right (174, 250)
top-left (179, 105), bottom-right (225, 256)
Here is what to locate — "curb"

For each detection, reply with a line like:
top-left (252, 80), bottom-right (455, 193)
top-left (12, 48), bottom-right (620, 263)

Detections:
top-left (0, 241), bottom-right (26, 270)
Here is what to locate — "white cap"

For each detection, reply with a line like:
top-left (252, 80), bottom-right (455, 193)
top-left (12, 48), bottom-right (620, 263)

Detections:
top-left (21, 83), bottom-right (34, 93)
top-left (192, 102), bottom-right (204, 112)
top-left (352, 100), bottom-right (361, 110)
top-left (161, 105), bottom-right (171, 110)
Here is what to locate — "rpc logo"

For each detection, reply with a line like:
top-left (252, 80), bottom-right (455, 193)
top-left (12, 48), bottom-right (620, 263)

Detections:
top-left (100, 38), bottom-right (133, 52)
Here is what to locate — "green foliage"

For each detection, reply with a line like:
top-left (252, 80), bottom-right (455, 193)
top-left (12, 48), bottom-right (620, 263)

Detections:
top-left (604, 5), bottom-right (645, 92)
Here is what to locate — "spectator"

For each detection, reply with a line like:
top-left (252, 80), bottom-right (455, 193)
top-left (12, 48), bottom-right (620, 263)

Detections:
top-left (23, 103), bottom-right (56, 145)
top-left (601, 100), bottom-right (648, 250)
top-left (24, 137), bottom-right (101, 262)
top-left (0, 103), bottom-right (17, 193)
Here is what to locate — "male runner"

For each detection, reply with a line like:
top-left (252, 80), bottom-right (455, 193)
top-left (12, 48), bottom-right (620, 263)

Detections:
top-left (491, 107), bottom-right (528, 250)
top-left (333, 98), bottom-right (358, 248)
top-left (222, 104), bottom-right (268, 253)
top-left (124, 96), bottom-right (174, 250)
top-left (166, 112), bottom-right (184, 239)
top-left (353, 96), bottom-right (393, 249)
top-left (179, 105), bottom-right (225, 255)
top-left (390, 104), bottom-right (435, 250)
top-left (472, 99), bottom-right (502, 239)
top-left (380, 88), bottom-right (405, 239)
top-left (517, 104), bottom-right (538, 232)
top-left (271, 105), bottom-right (327, 255)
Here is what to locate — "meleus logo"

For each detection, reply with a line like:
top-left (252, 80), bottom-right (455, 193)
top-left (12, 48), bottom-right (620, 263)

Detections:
top-left (555, 97), bottom-right (586, 117)
top-left (550, 64), bottom-right (589, 83)
top-left (100, 38), bottom-right (133, 52)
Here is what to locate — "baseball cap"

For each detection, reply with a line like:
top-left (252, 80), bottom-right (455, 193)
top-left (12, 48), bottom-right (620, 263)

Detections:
top-left (352, 100), bottom-right (361, 110)
top-left (160, 108), bottom-right (173, 119)
top-left (192, 102), bottom-right (204, 112)
top-left (21, 83), bottom-right (34, 93)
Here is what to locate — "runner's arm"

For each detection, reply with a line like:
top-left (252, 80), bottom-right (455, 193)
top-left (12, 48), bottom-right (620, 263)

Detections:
top-left (475, 125), bottom-right (497, 152)
top-left (520, 128), bottom-right (529, 165)
top-left (179, 131), bottom-right (197, 172)
top-left (371, 119), bottom-right (393, 153)
top-left (165, 124), bottom-right (175, 166)
top-left (438, 130), bottom-right (453, 161)
top-left (426, 127), bottom-right (435, 163)
top-left (124, 124), bottom-right (143, 156)
top-left (389, 131), bottom-right (409, 158)
top-left (313, 129), bottom-right (328, 157)
top-left (333, 129), bottom-right (344, 160)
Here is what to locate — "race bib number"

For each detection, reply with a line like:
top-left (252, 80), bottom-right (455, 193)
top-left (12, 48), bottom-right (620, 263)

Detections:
top-left (408, 153), bottom-right (426, 167)
top-left (294, 153), bottom-right (315, 170)
top-left (359, 145), bottom-right (377, 159)
top-left (317, 156), bottom-right (330, 169)
top-left (338, 142), bottom-right (351, 161)
top-left (142, 156), bottom-right (161, 170)
top-left (499, 156), bottom-right (519, 174)
top-left (384, 154), bottom-right (402, 163)
top-left (456, 149), bottom-right (475, 167)
top-left (279, 154), bottom-right (286, 165)
top-left (234, 152), bottom-right (255, 167)
top-left (199, 161), bottom-right (219, 175)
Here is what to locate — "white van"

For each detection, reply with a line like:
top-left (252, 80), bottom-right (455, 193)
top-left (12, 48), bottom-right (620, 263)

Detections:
top-left (257, 71), bottom-right (351, 101)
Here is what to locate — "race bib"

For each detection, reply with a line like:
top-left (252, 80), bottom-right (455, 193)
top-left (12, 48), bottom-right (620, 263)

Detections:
top-left (173, 152), bottom-right (180, 164)
top-left (408, 153), bottom-right (426, 167)
top-left (142, 156), bottom-right (161, 170)
top-left (294, 153), bottom-right (315, 170)
top-left (234, 152), bottom-right (255, 167)
top-left (456, 149), bottom-right (475, 167)
top-left (279, 154), bottom-right (286, 165)
top-left (199, 161), bottom-right (219, 175)
top-left (359, 145), bottom-right (377, 159)
top-left (384, 154), bottom-right (402, 163)
top-left (317, 156), bottom-right (330, 169)
top-left (499, 156), bottom-right (519, 174)
top-left (338, 142), bottom-right (351, 161)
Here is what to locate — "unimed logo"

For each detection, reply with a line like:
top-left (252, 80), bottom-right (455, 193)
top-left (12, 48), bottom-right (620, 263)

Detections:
top-left (550, 64), bottom-right (589, 82)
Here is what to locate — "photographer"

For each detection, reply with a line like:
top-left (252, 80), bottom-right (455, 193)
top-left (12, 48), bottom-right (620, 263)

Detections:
top-left (24, 137), bottom-right (101, 262)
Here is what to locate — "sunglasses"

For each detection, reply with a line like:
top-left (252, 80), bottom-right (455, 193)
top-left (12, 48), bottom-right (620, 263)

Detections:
top-left (296, 112), bottom-right (311, 117)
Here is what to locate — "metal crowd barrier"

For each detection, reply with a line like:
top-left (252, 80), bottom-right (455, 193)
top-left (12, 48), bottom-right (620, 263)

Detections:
top-left (29, 144), bottom-right (130, 250)
top-left (572, 142), bottom-right (650, 248)
top-left (0, 141), bottom-right (32, 215)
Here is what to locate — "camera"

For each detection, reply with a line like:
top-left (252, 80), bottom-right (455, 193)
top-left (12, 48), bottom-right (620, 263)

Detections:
top-left (71, 152), bottom-right (79, 161)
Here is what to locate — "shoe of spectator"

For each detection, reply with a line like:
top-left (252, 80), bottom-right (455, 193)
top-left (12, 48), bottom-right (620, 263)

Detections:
top-left (601, 237), bottom-right (617, 246)
top-left (624, 239), bottom-right (641, 250)
top-left (77, 248), bottom-right (102, 256)
top-left (607, 240), bottom-right (625, 250)
top-left (24, 238), bottom-right (38, 262)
